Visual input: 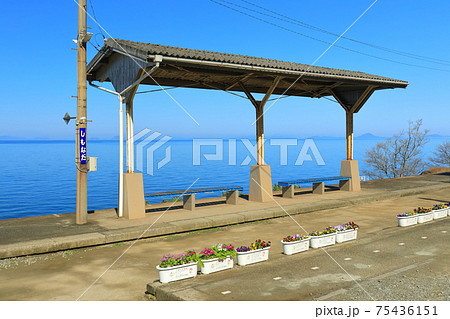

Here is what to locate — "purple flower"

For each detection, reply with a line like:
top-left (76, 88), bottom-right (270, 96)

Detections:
top-left (236, 246), bottom-right (250, 252)
top-left (334, 225), bottom-right (346, 231)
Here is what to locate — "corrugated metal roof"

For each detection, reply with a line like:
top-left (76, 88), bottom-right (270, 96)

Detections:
top-left (104, 38), bottom-right (407, 85)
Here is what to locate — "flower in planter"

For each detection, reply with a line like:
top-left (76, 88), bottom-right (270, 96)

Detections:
top-left (346, 221), bottom-right (359, 229)
top-left (236, 246), bottom-right (250, 252)
top-left (282, 234), bottom-right (309, 242)
top-left (199, 243), bottom-right (237, 260)
top-left (159, 250), bottom-right (203, 268)
top-left (432, 203), bottom-right (448, 210)
top-left (333, 225), bottom-right (346, 232)
top-left (199, 248), bottom-right (215, 259)
top-left (237, 239), bottom-right (271, 252)
top-left (309, 226), bottom-right (337, 236)
top-left (334, 221), bottom-right (359, 231)
top-left (414, 207), bottom-right (432, 214)
top-left (396, 212), bottom-right (416, 217)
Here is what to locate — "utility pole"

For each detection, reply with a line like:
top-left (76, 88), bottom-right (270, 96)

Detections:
top-left (76, 0), bottom-right (88, 224)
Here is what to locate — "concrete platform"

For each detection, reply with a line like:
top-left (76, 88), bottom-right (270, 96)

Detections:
top-left (0, 173), bottom-right (449, 259)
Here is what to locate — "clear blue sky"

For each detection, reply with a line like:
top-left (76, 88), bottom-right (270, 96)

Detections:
top-left (1, 0), bottom-right (449, 139)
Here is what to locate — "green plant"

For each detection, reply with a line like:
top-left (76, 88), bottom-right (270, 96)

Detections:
top-left (199, 244), bottom-right (237, 261)
top-left (334, 221), bottom-right (359, 231)
top-left (62, 250), bottom-right (74, 256)
top-left (414, 207), bottom-right (432, 214)
top-left (272, 183), bottom-right (282, 191)
top-left (309, 226), bottom-right (337, 236)
top-left (397, 212), bottom-right (416, 217)
top-left (273, 184), bottom-right (300, 191)
top-left (161, 196), bottom-right (182, 203)
top-left (1, 263), bottom-right (11, 269)
top-left (159, 250), bottom-right (203, 268)
top-left (432, 203), bottom-right (448, 210)
top-left (237, 239), bottom-right (271, 252)
top-left (282, 234), bottom-right (309, 242)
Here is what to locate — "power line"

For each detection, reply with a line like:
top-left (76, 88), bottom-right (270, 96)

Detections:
top-left (209, 0), bottom-right (450, 73)
top-left (88, 0), bottom-right (106, 40)
top-left (88, 40), bottom-right (100, 52)
top-left (239, 0), bottom-right (450, 66)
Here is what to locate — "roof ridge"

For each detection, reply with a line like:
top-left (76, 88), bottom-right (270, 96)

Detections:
top-left (103, 38), bottom-right (407, 84)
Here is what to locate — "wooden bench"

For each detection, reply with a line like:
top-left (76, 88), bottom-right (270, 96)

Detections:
top-left (278, 176), bottom-right (350, 198)
top-left (145, 186), bottom-right (243, 210)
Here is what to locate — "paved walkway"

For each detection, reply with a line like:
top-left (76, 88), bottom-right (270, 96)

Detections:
top-left (0, 173), bottom-right (448, 259)
top-left (0, 175), bottom-right (448, 301)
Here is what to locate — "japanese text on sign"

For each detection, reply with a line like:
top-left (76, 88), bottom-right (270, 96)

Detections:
top-left (79, 128), bottom-right (87, 164)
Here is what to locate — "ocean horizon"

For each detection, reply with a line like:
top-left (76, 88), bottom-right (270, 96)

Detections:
top-left (0, 136), bottom-right (447, 220)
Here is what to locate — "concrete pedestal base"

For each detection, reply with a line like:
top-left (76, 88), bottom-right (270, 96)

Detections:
top-left (183, 194), bottom-right (195, 211)
top-left (249, 165), bottom-right (273, 202)
top-left (282, 185), bottom-right (294, 198)
top-left (312, 182), bottom-right (325, 194)
top-left (226, 190), bottom-right (239, 205)
top-left (340, 160), bottom-right (361, 192)
top-left (123, 173), bottom-right (146, 219)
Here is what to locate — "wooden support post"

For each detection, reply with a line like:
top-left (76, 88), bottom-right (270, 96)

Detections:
top-left (240, 77), bottom-right (281, 202)
top-left (346, 111), bottom-right (353, 160)
top-left (332, 85), bottom-right (375, 162)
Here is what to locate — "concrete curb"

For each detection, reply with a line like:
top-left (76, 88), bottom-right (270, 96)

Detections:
top-left (0, 183), bottom-right (447, 259)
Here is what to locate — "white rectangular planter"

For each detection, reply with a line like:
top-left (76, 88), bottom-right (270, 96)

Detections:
top-left (200, 257), bottom-right (233, 274)
top-left (417, 212), bottom-right (434, 223)
top-left (336, 229), bottom-right (358, 243)
top-left (281, 238), bottom-right (309, 255)
top-left (156, 262), bottom-right (198, 283)
top-left (310, 233), bottom-right (336, 248)
top-left (433, 208), bottom-right (447, 219)
top-left (397, 215), bottom-right (417, 227)
top-left (236, 247), bottom-right (270, 266)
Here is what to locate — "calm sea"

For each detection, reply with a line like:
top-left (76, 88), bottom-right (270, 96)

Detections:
top-left (0, 137), bottom-right (447, 220)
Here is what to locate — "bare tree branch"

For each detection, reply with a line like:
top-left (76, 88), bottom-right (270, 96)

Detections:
top-left (429, 141), bottom-right (450, 167)
top-left (363, 119), bottom-right (429, 179)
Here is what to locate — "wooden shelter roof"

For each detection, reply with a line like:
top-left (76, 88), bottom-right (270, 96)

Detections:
top-left (87, 38), bottom-right (408, 109)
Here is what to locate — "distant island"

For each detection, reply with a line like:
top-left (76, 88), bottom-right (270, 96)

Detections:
top-left (356, 133), bottom-right (384, 139)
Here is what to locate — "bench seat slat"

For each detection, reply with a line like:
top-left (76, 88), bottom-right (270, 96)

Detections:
top-left (145, 186), bottom-right (243, 197)
top-left (278, 176), bottom-right (349, 187)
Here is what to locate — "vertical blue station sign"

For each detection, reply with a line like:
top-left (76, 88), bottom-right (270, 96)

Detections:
top-left (79, 128), bottom-right (87, 164)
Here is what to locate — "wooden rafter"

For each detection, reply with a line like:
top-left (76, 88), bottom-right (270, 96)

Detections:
top-left (238, 81), bottom-right (259, 108)
top-left (350, 86), bottom-right (376, 113)
top-left (225, 73), bottom-right (254, 91)
top-left (260, 76), bottom-right (282, 107)
top-left (311, 82), bottom-right (342, 98)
